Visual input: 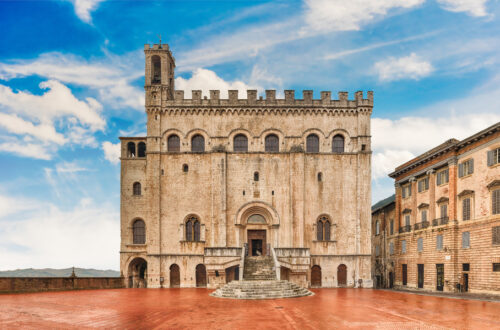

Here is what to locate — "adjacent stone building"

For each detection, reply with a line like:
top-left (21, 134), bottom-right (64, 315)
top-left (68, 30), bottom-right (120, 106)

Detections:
top-left (386, 122), bottom-right (500, 294)
top-left (120, 43), bottom-right (373, 289)
top-left (371, 195), bottom-right (395, 288)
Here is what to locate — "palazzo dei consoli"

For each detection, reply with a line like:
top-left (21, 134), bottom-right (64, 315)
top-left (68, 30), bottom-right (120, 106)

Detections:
top-left (120, 43), bottom-right (373, 289)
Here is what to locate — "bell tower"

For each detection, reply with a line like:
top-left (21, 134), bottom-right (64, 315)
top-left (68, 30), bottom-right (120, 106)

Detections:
top-left (144, 42), bottom-right (175, 102)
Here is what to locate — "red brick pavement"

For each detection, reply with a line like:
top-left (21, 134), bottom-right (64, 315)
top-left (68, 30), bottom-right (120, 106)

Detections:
top-left (0, 288), bottom-right (499, 329)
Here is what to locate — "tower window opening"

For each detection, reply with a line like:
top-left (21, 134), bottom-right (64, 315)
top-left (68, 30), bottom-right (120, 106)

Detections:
top-left (151, 55), bottom-right (161, 84)
top-left (183, 164), bottom-right (189, 173)
top-left (254, 172), bottom-right (259, 181)
top-left (318, 172), bottom-right (323, 182)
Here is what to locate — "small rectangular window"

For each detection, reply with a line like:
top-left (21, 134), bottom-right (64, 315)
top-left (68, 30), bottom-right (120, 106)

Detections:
top-left (493, 263), bottom-right (500, 272)
top-left (463, 198), bottom-right (471, 221)
top-left (421, 210), bottom-right (427, 222)
top-left (462, 231), bottom-right (470, 248)
top-left (375, 245), bottom-right (380, 257)
top-left (402, 240), bottom-right (407, 254)
top-left (390, 220), bottom-right (394, 235)
top-left (492, 226), bottom-right (500, 245)
top-left (487, 148), bottom-right (500, 167)
top-left (417, 237), bottom-right (423, 252)
top-left (463, 263), bottom-right (470, 271)
top-left (405, 215), bottom-right (410, 227)
top-left (459, 159), bottom-right (474, 177)
top-left (436, 169), bottom-right (449, 185)
top-left (440, 204), bottom-right (448, 218)
top-left (418, 177), bottom-right (429, 192)
top-left (389, 242), bottom-right (394, 255)
top-left (493, 189), bottom-right (500, 215)
top-left (436, 235), bottom-right (443, 250)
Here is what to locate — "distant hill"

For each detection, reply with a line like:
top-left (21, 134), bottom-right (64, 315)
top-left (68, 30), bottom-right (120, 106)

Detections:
top-left (0, 268), bottom-right (120, 278)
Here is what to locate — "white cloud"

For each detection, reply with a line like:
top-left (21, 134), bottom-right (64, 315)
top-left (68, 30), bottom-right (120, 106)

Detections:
top-left (102, 141), bottom-right (121, 164)
top-left (303, 0), bottom-right (424, 32)
top-left (175, 68), bottom-right (261, 98)
top-left (437, 0), bottom-right (490, 17)
top-left (0, 196), bottom-right (119, 270)
top-left (374, 53), bottom-right (434, 81)
top-left (0, 52), bottom-right (144, 110)
top-left (0, 80), bottom-right (105, 159)
top-left (68, 0), bottom-right (105, 23)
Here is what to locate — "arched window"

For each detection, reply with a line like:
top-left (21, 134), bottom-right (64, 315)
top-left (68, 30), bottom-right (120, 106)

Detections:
top-left (138, 142), bottom-right (146, 157)
top-left (375, 220), bottom-right (380, 235)
top-left (306, 134), bottom-right (319, 153)
top-left (265, 134), bottom-right (279, 152)
top-left (127, 142), bottom-right (136, 158)
top-left (318, 172), bottom-right (323, 182)
top-left (233, 134), bottom-right (248, 152)
top-left (317, 215), bottom-right (331, 241)
top-left (168, 135), bottom-right (180, 152)
top-left (191, 135), bottom-right (205, 152)
top-left (254, 172), bottom-right (259, 181)
top-left (133, 182), bottom-right (141, 196)
top-left (332, 134), bottom-right (345, 153)
top-left (133, 219), bottom-right (145, 244)
top-left (151, 55), bottom-right (161, 84)
top-left (186, 215), bottom-right (201, 241)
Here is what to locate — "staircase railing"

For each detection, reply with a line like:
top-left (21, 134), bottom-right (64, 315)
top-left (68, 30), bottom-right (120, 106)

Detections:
top-left (271, 247), bottom-right (280, 280)
top-left (239, 244), bottom-right (246, 281)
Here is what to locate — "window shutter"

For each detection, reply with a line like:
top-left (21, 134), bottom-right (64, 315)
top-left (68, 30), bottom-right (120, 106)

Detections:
top-left (492, 226), bottom-right (500, 245)
top-left (418, 180), bottom-right (422, 192)
top-left (402, 187), bottom-right (406, 198)
top-left (469, 159), bottom-right (474, 174)
top-left (425, 178), bottom-right (429, 190)
top-left (458, 163), bottom-right (464, 178)
top-left (488, 150), bottom-right (494, 166)
top-left (493, 190), bottom-right (500, 215)
top-left (445, 169), bottom-right (449, 183)
top-left (408, 185), bottom-right (412, 196)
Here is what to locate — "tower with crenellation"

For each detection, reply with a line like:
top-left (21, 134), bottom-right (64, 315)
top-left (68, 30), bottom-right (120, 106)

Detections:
top-left (120, 42), bottom-right (374, 291)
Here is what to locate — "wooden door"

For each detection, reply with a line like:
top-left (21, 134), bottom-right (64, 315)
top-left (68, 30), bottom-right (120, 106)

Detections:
top-left (196, 264), bottom-right (207, 287)
top-left (170, 264), bottom-right (180, 288)
top-left (418, 264), bottom-right (424, 288)
top-left (337, 264), bottom-right (347, 286)
top-left (247, 230), bottom-right (266, 256)
top-left (436, 264), bottom-right (444, 291)
top-left (402, 264), bottom-right (408, 286)
top-left (389, 272), bottom-right (394, 288)
top-left (311, 265), bottom-right (321, 287)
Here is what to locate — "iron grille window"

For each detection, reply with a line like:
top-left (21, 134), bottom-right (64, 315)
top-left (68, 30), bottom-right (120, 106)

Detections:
top-left (306, 134), bottom-right (319, 153)
top-left (332, 135), bottom-right (344, 153)
top-left (402, 240), bottom-right (407, 254)
top-left (462, 198), bottom-right (471, 220)
top-left (418, 177), bottom-right (429, 192)
top-left (462, 231), bottom-right (470, 248)
top-left (493, 189), bottom-right (500, 215)
top-left (233, 134), bottom-right (248, 152)
top-left (492, 226), bottom-right (500, 245)
top-left (390, 220), bottom-right (394, 235)
top-left (133, 220), bottom-right (145, 244)
top-left (389, 242), bottom-right (394, 255)
top-left (133, 182), bottom-right (141, 196)
top-left (436, 169), bottom-right (449, 185)
top-left (436, 235), bottom-right (443, 250)
top-left (458, 159), bottom-right (474, 177)
top-left (487, 148), bottom-right (500, 167)
top-left (168, 135), bottom-right (180, 152)
top-left (421, 210), bottom-right (427, 222)
top-left (138, 142), bottom-right (146, 157)
top-left (186, 216), bottom-right (201, 241)
top-left (417, 238), bottom-right (423, 252)
top-left (265, 134), bottom-right (279, 152)
top-left (191, 135), bottom-right (205, 152)
top-left (317, 216), bottom-right (331, 241)
top-left (405, 215), bottom-right (410, 227)
top-left (493, 263), bottom-right (500, 272)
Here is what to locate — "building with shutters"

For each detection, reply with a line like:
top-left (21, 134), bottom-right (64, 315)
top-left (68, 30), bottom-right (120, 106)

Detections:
top-left (385, 122), bottom-right (500, 295)
top-left (371, 195), bottom-right (395, 288)
top-left (119, 43), bottom-right (374, 289)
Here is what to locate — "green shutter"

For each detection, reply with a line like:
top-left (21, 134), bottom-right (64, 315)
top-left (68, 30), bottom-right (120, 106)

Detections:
top-left (458, 163), bottom-right (464, 177)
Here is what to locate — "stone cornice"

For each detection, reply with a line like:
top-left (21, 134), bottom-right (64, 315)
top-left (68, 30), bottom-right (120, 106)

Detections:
top-left (145, 106), bottom-right (372, 116)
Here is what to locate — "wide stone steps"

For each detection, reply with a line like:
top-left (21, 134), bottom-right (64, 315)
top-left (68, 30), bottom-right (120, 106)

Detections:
top-left (211, 280), bottom-right (313, 300)
top-left (243, 256), bottom-right (276, 281)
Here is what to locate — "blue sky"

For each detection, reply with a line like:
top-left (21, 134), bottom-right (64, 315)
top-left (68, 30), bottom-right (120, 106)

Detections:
top-left (1, 0), bottom-right (499, 271)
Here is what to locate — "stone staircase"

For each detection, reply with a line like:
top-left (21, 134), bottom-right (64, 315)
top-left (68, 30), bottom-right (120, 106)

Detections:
top-left (211, 256), bottom-right (313, 299)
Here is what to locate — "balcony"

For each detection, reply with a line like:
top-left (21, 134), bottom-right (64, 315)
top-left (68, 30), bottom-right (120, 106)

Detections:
top-left (433, 217), bottom-right (449, 226)
top-left (422, 221), bottom-right (430, 229)
top-left (414, 221), bottom-right (430, 230)
top-left (399, 225), bottom-right (412, 233)
top-left (432, 219), bottom-right (439, 226)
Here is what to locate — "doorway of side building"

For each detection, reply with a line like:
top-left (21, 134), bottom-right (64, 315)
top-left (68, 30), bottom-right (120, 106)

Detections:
top-left (311, 265), bottom-right (321, 287)
top-left (170, 264), bottom-right (180, 288)
top-left (196, 264), bottom-right (207, 287)
top-left (247, 230), bottom-right (266, 256)
top-left (462, 263), bottom-right (469, 292)
top-left (418, 264), bottom-right (424, 288)
top-left (436, 264), bottom-right (444, 291)
top-left (389, 272), bottom-right (394, 288)
top-left (337, 264), bottom-right (347, 286)
top-left (402, 264), bottom-right (407, 286)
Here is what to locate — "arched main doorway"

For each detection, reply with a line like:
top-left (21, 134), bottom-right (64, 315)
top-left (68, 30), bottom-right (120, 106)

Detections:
top-left (170, 264), bottom-right (180, 288)
top-left (195, 264), bottom-right (207, 287)
top-left (337, 264), bottom-right (347, 286)
top-left (128, 257), bottom-right (147, 288)
top-left (311, 265), bottom-right (321, 287)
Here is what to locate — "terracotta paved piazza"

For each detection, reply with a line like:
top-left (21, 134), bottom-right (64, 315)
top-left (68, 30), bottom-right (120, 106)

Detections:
top-left (1, 288), bottom-right (499, 329)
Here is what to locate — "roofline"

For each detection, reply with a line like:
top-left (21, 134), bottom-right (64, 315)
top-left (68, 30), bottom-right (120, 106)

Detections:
top-left (119, 137), bottom-right (147, 140)
top-left (389, 122), bottom-right (500, 178)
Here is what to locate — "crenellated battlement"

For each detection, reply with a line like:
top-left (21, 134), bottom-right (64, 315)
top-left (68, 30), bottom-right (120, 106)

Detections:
top-left (157, 90), bottom-right (373, 107)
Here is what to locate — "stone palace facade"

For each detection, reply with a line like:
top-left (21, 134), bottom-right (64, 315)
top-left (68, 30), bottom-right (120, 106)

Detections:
top-left (120, 43), bottom-right (373, 289)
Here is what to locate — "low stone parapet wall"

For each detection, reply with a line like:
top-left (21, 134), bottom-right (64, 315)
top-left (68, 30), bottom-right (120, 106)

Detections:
top-left (0, 277), bottom-right (124, 294)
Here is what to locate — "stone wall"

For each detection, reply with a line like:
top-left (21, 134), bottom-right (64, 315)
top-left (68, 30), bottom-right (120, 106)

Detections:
top-left (0, 277), bottom-right (124, 294)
